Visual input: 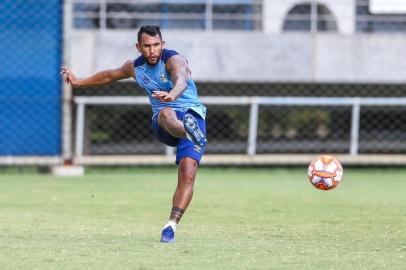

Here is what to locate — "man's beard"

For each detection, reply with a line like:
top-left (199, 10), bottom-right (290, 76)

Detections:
top-left (146, 51), bottom-right (161, 66)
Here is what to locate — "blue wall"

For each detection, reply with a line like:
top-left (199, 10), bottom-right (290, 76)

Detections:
top-left (0, 0), bottom-right (62, 155)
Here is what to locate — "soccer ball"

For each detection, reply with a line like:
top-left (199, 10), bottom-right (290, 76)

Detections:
top-left (307, 155), bottom-right (343, 190)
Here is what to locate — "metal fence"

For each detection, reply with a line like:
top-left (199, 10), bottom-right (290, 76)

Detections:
top-left (73, 95), bottom-right (406, 158)
top-left (70, 0), bottom-right (406, 33)
top-left (0, 0), bottom-right (62, 160)
top-left (2, 0), bottom-right (406, 166)
top-left (72, 0), bottom-right (263, 31)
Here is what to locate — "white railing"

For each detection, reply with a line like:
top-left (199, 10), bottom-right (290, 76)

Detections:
top-left (73, 96), bottom-right (406, 157)
top-left (71, 0), bottom-right (263, 31)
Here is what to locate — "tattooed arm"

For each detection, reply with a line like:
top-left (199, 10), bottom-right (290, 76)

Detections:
top-left (61, 60), bottom-right (135, 88)
top-left (152, 54), bottom-right (191, 102)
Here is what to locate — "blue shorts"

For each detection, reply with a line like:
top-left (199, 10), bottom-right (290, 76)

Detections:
top-left (152, 110), bottom-right (206, 165)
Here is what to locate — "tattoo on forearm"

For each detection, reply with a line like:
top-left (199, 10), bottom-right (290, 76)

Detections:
top-left (168, 56), bottom-right (189, 99)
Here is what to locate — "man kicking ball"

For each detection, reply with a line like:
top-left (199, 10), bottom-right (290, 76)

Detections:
top-left (61, 25), bottom-right (207, 243)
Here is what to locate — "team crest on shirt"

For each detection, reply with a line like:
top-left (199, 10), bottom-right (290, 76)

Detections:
top-left (160, 73), bottom-right (168, 82)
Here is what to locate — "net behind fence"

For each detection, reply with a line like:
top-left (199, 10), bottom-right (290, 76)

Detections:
top-left (3, 0), bottom-right (406, 165)
top-left (73, 89), bottom-right (406, 158)
top-left (0, 0), bottom-right (62, 156)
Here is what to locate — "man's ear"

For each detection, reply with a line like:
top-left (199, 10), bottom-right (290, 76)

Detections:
top-left (135, 43), bottom-right (141, 53)
top-left (162, 40), bottom-right (165, 48)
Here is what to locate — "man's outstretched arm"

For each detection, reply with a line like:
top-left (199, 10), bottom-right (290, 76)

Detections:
top-left (61, 60), bottom-right (135, 88)
top-left (152, 55), bottom-right (190, 102)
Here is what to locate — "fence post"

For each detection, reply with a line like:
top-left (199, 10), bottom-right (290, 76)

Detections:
top-left (350, 99), bottom-right (361, 155)
top-left (166, 146), bottom-right (175, 156)
top-left (248, 98), bottom-right (259, 155)
top-left (100, 0), bottom-right (107, 30)
top-left (75, 102), bottom-right (86, 156)
top-left (62, 0), bottom-right (73, 164)
top-left (205, 0), bottom-right (213, 31)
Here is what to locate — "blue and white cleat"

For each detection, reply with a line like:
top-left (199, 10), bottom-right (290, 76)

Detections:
top-left (160, 221), bottom-right (177, 243)
top-left (183, 113), bottom-right (207, 147)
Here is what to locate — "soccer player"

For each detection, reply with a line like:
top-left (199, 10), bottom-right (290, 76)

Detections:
top-left (61, 25), bottom-right (207, 243)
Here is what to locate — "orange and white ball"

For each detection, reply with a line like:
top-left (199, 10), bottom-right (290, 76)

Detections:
top-left (308, 155), bottom-right (343, 190)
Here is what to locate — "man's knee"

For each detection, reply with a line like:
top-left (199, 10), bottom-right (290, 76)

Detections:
top-left (158, 107), bottom-right (175, 123)
top-left (179, 158), bottom-right (198, 182)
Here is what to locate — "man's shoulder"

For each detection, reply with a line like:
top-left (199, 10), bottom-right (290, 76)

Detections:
top-left (134, 55), bottom-right (145, 68)
top-left (162, 49), bottom-right (180, 64)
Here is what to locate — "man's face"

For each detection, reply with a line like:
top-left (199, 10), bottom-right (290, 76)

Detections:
top-left (136, 33), bottom-right (164, 65)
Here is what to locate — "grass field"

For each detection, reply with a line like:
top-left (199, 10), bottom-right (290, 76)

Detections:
top-left (0, 167), bottom-right (405, 269)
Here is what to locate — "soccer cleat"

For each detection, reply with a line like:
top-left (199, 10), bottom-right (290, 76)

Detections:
top-left (160, 221), bottom-right (177, 243)
top-left (183, 113), bottom-right (207, 147)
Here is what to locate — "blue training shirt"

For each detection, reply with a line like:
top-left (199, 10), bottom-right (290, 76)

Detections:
top-left (133, 49), bottom-right (206, 119)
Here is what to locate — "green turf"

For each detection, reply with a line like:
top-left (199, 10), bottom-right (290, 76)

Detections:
top-left (0, 167), bottom-right (405, 269)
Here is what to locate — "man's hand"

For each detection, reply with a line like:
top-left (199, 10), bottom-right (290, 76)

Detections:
top-left (152, 91), bottom-right (175, 102)
top-left (60, 67), bottom-right (80, 87)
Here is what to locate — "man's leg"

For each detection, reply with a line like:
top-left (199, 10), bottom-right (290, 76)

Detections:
top-left (160, 158), bottom-right (199, 243)
top-left (157, 108), bottom-right (201, 212)
top-left (158, 107), bottom-right (206, 147)
top-left (171, 157), bottom-right (198, 221)
top-left (157, 107), bottom-right (186, 138)
top-left (157, 108), bottom-right (205, 243)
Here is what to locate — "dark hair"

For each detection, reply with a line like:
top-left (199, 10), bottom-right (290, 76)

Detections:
top-left (137, 25), bottom-right (162, 43)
